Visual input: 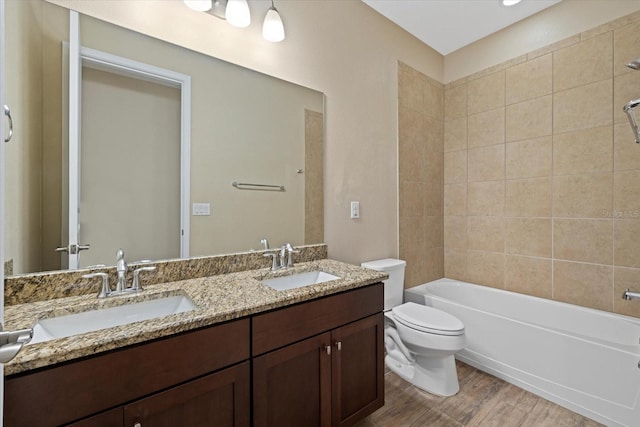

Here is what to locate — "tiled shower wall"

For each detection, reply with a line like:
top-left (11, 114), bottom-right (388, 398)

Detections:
top-left (398, 63), bottom-right (444, 287)
top-left (442, 12), bottom-right (640, 318)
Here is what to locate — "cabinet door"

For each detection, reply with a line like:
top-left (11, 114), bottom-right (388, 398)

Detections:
top-left (123, 361), bottom-right (250, 427)
top-left (331, 314), bottom-right (384, 427)
top-left (66, 408), bottom-right (123, 427)
top-left (253, 332), bottom-right (332, 427)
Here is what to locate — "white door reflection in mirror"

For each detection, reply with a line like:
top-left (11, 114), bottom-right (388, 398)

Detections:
top-left (67, 14), bottom-right (191, 268)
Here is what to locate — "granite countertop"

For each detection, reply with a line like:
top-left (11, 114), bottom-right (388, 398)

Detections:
top-left (4, 259), bottom-right (387, 376)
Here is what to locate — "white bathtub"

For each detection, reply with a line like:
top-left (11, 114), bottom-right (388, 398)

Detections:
top-left (404, 278), bottom-right (640, 427)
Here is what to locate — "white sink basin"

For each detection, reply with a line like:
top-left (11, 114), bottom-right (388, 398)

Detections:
top-left (30, 295), bottom-right (196, 344)
top-left (262, 271), bottom-right (341, 291)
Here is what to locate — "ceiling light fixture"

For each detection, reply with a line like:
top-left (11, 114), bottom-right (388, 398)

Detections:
top-left (184, 0), bottom-right (213, 12)
top-left (226, 0), bottom-right (251, 28)
top-left (262, 0), bottom-right (285, 42)
top-left (501, 0), bottom-right (522, 6)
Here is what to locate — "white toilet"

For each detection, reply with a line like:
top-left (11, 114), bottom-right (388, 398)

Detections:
top-left (361, 259), bottom-right (466, 397)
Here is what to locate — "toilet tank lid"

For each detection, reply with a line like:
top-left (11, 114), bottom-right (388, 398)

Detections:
top-left (361, 258), bottom-right (406, 271)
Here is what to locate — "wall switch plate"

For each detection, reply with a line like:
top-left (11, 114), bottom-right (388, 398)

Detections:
top-left (350, 201), bottom-right (360, 219)
top-left (192, 203), bottom-right (211, 216)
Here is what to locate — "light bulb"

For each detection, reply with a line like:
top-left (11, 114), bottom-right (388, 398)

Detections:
top-left (226, 0), bottom-right (251, 28)
top-left (501, 0), bottom-right (522, 6)
top-left (262, 6), bottom-right (285, 42)
top-left (184, 0), bottom-right (213, 12)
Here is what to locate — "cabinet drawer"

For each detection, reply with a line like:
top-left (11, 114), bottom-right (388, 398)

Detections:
top-left (252, 283), bottom-right (383, 356)
top-left (5, 318), bottom-right (250, 427)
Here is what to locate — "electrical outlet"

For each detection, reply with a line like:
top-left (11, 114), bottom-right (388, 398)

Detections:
top-left (351, 201), bottom-right (360, 219)
top-left (192, 203), bottom-right (211, 216)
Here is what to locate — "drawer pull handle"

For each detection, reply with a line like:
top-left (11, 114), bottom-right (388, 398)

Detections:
top-left (324, 345), bottom-right (331, 355)
top-left (335, 341), bottom-right (342, 351)
top-left (134, 423), bottom-right (142, 427)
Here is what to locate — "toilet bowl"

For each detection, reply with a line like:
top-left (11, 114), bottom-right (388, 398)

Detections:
top-left (361, 259), bottom-right (466, 397)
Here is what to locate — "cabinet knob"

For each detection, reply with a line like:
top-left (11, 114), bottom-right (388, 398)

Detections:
top-left (134, 423), bottom-right (141, 427)
top-left (324, 345), bottom-right (331, 355)
top-left (335, 341), bottom-right (342, 351)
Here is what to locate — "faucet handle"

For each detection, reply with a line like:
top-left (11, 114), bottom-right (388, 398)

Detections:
top-left (83, 272), bottom-right (111, 298)
top-left (285, 244), bottom-right (299, 267)
top-left (131, 266), bottom-right (156, 292)
top-left (263, 253), bottom-right (278, 271)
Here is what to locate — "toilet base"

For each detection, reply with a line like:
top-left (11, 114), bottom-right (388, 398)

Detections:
top-left (385, 353), bottom-right (460, 397)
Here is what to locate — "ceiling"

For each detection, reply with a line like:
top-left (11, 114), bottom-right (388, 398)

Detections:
top-left (362, 0), bottom-right (563, 55)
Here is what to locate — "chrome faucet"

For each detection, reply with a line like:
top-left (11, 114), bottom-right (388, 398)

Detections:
top-left (263, 243), bottom-right (300, 271)
top-left (622, 288), bottom-right (640, 301)
top-left (115, 249), bottom-right (128, 293)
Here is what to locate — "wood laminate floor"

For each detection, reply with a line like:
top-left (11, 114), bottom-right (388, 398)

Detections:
top-left (356, 361), bottom-right (603, 427)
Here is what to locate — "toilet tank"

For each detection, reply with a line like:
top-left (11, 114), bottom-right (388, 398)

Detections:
top-left (361, 259), bottom-right (406, 311)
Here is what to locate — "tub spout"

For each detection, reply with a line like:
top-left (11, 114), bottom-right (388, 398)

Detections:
top-left (622, 288), bottom-right (640, 301)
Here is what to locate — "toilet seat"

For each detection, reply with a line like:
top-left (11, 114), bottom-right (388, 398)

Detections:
top-left (392, 302), bottom-right (464, 336)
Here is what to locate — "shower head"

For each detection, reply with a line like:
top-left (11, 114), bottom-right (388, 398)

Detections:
top-left (623, 98), bottom-right (640, 144)
top-left (627, 59), bottom-right (640, 70)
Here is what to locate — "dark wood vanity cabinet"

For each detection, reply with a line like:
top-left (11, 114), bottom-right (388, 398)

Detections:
top-left (5, 318), bottom-right (251, 427)
top-left (4, 283), bottom-right (384, 427)
top-left (252, 284), bottom-right (384, 427)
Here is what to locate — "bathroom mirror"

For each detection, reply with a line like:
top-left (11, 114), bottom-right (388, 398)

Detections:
top-left (4, 0), bottom-right (324, 276)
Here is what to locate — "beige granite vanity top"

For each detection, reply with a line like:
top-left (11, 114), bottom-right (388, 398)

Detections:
top-left (4, 259), bottom-right (387, 376)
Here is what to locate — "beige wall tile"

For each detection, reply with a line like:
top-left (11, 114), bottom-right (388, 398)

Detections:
top-left (505, 177), bottom-right (552, 217)
top-left (467, 107), bottom-right (505, 149)
top-left (398, 106), bottom-right (425, 147)
top-left (399, 181), bottom-right (425, 218)
top-left (527, 34), bottom-right (580, 61)
top-left (614, 170), bottom-right (640, 215)
top-left (425, 215), bottom-right (443, 248)
top-left (424, 181), bottom-right (443, 217)
top-left (444, 248), bottom-right (466, 281)
top-left (444, 150), bottom-right (467, 184)
top-left (467, 216), bottom-right (504, 252)
top-left (554, 219), bottom-right (613, 264)
top-left (553, 126), bottom-right (613, 175)
top-left (423, 79), bottom-right (443, 120)
top-left (614, 21), bottom-right (640, 76)
top-left (614, 122), bottom-right (640, 171)
top-left (444, 215), bottom-right (466, 250)
top-left (444, 117), bottom-right (467, 152)
top-left (552, 173), bottom-right (613, 218)
top-left (506, 95), bottom-right (552, 142)
top-left (444, 183), bottom-right (466, 216)
top-left (506, 136), bottom-right (552, 179)
top-left (425, 115), bottom-right (444, 153)
top-left (467, 144), bottom-right (505, 182)
top-left (467, 71), bottom-right (505, 115)
top-left (468, 181), bottom-right (505, 216)
top-left (553, 260), bottom-right (613, 311)
top-left (614, 71), bottom-right (640, 124)
top-left (399, 139), bottom-right (425, 183)
top-left (505, 218), bottom-right (552, 258)
top-left (613, 267), bottom-right (640, 317)
top-left (505, 255), bottom-right (552, 299)
top-left (444, 84), bottom-right (467, 121)
top-left (401, 248), bottom-right (428, 288)
top-left (553, 32), bottom-right (612, 92)
top-left (424, 246), bottom-right (445, 283)
top-left (614, 219), bottom-right (640, 268)
top-left (399, 215), bottom-right (425, 255)
top-left (398, 63), bottom-right (424, 111)
top-left (506, 54), bottom-right (552, 105)
top-left (553, 80), bottom-right (613, 134)
top-left (466, 250), bottom-right (505, 288)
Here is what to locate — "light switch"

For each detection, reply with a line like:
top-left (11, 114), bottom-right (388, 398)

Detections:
top-left (351, 201), bottom-right (360, 219)
top-left (192, 203), bottom-right (211, 216)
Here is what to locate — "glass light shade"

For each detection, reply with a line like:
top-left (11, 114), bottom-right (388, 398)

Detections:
top-left (501, 0), bottom-right (522, 5)
top-left (184, 0), bottom-right (213, 12)
top-left (226, 0), bottom-right (251, 28)
top-left (262, 7), bottom-right (285, 42)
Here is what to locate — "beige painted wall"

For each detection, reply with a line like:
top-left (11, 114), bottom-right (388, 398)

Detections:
top-left (46, 0), bottom-right (443, 266)
top-left (445, 0), bottom-right (640, 83)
